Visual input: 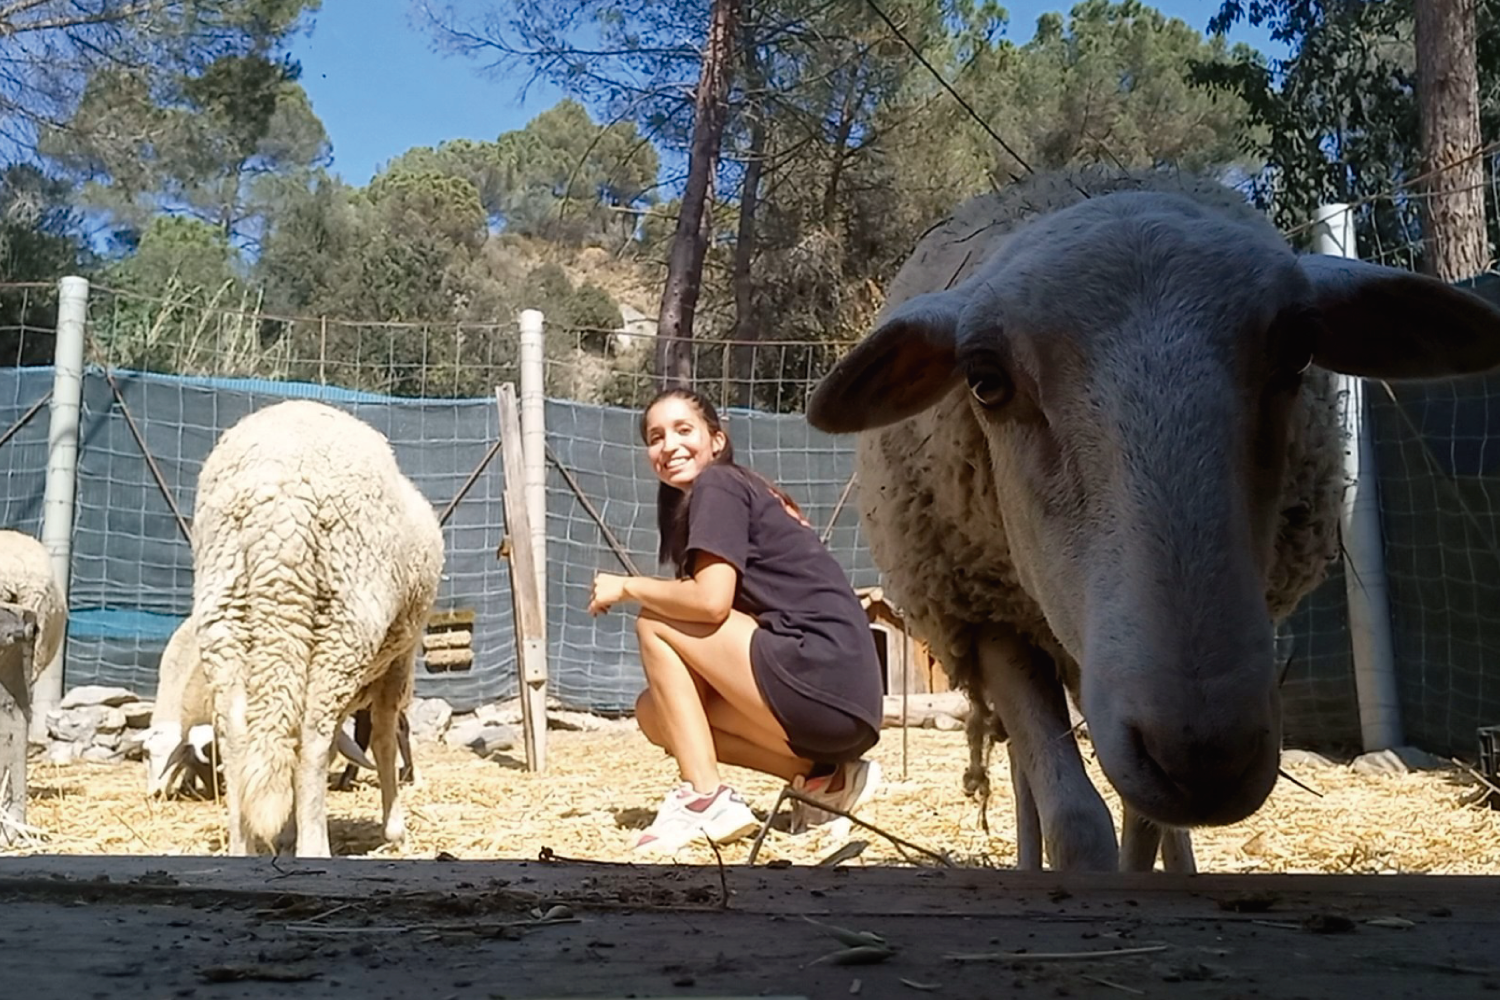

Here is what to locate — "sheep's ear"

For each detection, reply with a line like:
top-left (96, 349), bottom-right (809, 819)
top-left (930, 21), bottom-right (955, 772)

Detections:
top-left (807, 288), bottom-right (968, 433)
top-left (1301, 255), bottom-right (1500, 378)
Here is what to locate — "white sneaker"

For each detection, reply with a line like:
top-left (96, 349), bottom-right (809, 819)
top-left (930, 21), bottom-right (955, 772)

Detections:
top-left (790, 759), bottom-right (882, 834)
top-left (633, 783), bottom-right (761, 855)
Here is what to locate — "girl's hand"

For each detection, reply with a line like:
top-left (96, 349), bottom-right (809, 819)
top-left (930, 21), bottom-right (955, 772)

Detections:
top-left (588, 572), bottom-right (629, 615)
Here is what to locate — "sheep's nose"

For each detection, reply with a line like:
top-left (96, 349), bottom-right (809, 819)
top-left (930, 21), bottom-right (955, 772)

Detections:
top-left (1128, 722), bottom-right (1268, 818)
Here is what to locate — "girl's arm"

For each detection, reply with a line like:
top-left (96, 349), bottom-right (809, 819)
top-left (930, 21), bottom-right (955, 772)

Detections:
top-left (589, 554), bottom-right (738, 624)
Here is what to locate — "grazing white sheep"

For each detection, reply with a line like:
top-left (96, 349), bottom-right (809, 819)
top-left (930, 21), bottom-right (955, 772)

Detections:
top-left (192, 399), bottom-right (443, 857)
top-left (141, 615), bottom-right (215, 798)
top-left (0, 529), bottom-right (66, 681)
top-left (808, 166), bottom-right (1500, 872)
top-left (142, 613), bottom-right (393, 799)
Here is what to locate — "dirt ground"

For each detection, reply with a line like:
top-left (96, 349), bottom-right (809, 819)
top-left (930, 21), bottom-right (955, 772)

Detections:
top-left (9, 725), bottom-right (1500, 874)
top-left (6, 726), bottom-right (1500, 998)
top-left (1, 854), bottom-right (1498, 1000)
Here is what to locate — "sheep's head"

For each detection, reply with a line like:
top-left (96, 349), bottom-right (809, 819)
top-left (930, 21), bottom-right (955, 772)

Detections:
top-left (809, 189), bottom-right (1500, 829)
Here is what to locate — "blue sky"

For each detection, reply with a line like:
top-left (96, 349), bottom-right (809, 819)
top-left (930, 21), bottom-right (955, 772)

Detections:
top-left (288, 0), bottom-right (1286, 188)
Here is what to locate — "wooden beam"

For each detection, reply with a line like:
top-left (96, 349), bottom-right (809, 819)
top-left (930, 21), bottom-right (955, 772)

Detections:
top-left (496, 384), bottom-right (548, 773)
top-left (0, 603), bottom-right (37, 848)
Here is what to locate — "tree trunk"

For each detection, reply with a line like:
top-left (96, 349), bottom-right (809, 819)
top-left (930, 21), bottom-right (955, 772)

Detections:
top-left (731, 23), bottom-right (767, 409)
top-left (1415, 0), bottom-right (1488, 283)
top-left (822, 64), bottom-right (865, 227)
top-left (655, 0), bottom-right (742, 389)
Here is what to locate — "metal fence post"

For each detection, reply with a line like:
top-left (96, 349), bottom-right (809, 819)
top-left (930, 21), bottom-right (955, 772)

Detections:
top-left (1312, 204), bottom-right (1404, 751)
top-left (518, 309), bottom-right (548, 689)
top-left (31, 276), bottom-right (87, 742)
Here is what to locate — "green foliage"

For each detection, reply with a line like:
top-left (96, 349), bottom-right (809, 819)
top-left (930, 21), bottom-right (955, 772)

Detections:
top-left (38, 15), bottom-right (330, 247)
top-left (0, 1), bottom-right (322, 156)
top-left (522, 262), bottom-right (621, 351)
top-left (384, 99), bottom-right (660, 247)
top-left (1192, 0), bottom-right (1427, 240)
top-left (0, 165), bottom-right (87, 366)
top-left (6, 1), bottom-right (1299, 412)
top-left (106, 215), bottom-right (241, 297)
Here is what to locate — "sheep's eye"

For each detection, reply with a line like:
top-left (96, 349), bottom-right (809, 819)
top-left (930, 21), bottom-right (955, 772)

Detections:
top-left (968, 371), bottom-right (1013, 409)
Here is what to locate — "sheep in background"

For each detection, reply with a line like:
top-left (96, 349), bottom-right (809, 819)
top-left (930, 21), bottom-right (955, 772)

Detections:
top-left (141, 615), bottom-right (216, 799)
top-left (808, 166), bottom-right (1500, 872)
top-left (192, 399), bottom-right (443, 857)
top-left (0, 529), bottom-right (66, 682)
top-left (142, 614), bottom-right (401, 800)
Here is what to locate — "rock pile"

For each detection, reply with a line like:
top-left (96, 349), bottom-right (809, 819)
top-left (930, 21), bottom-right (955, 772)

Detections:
top-left (36, 688), bottom-right (636, 764)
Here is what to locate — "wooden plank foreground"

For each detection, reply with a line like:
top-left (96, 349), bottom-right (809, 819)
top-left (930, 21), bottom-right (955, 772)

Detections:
top-left (0, 856), bottom-right (1495, 999)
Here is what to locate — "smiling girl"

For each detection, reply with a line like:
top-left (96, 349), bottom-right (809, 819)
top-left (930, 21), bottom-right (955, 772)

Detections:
top-left (588, 388), bottom-right (885, 855)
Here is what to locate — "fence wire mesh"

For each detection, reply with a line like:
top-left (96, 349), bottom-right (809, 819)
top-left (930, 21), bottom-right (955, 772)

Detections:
top-left (4, 152), bottom-right (1500, 754)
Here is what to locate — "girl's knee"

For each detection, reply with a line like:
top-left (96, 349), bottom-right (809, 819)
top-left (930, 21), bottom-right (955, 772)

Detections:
top-left (634, 609), bottom-right (664, 644)
top-left (634, 689), bottom-right (666, 747)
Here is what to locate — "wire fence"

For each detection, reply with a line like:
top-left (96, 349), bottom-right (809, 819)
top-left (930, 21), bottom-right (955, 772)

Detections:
top-left (4, 152), bottom-right (1500, 754)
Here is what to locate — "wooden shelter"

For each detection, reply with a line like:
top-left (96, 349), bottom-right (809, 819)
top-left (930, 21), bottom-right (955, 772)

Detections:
top-left (855, 586), bottom-right (948, 695)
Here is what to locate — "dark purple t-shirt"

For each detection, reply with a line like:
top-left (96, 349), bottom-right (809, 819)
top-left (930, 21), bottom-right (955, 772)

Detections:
top-left (683, 463), bottom-right (884, 731)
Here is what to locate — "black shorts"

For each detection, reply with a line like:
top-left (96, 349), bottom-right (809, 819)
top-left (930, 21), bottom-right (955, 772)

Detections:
top-left (750, 633), bottom-right (880, 765)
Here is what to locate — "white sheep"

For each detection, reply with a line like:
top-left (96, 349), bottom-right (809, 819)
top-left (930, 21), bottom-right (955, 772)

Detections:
top-left (0, 529), bottom-right (66, 681)
top-left (191, 399), bottom-right (443, 857)
top-left (808, 166), bottom-right (1500, 872)
top-left (141, 615), bottom-right (215, 798)
top-left (141, 614), bottom-right (390, 800)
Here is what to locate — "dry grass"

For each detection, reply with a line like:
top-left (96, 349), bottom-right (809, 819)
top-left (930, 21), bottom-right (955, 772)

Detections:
top-left (8, 727), bottom-right (1500, 873)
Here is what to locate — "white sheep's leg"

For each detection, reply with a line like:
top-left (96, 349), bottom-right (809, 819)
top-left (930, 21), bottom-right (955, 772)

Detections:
top-left (368, 693), bottom-right (406, 845)
top-left (294, 710), bottom-right (336, 859)
top-left (975, 624), bottom-right (1116, 871)
top-left (1119, 805), bottom-right (1162, 872)
top-left (219, 691), bottom-right (249, 856)
top-left (1011, 750), bottom-right (1043, 871)
top-left (1160, 827), bottom-right (1197, 874)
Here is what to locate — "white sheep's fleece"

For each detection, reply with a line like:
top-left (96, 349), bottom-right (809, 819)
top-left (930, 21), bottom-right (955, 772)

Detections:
top-left (840, 167), bottom-right (1347, 848)
top-left (191, 399), bottom-right (443, 854)
top-left (854, 168), bottom-right (1343, 705)
top-left (0, 528), bottom-right (67, 679)
top-left (142, 614), bottom-right (211, 797)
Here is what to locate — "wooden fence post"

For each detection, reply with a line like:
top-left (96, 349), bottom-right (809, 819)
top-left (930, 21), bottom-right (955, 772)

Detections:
top-left (0, 602), bottom-right (37, 848)
top-left (497, 384), bottom-right (548, 773)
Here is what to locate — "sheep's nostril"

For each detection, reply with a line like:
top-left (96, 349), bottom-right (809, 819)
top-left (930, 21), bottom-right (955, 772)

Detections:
top-left (1127, 724), bottom-right (1193, 797)
top-left (1128, 723), bottom-right (1266, 808)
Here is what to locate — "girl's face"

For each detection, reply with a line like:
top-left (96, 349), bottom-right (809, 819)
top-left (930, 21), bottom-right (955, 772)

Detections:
top-left (643, 397), bottom-right (726, 489)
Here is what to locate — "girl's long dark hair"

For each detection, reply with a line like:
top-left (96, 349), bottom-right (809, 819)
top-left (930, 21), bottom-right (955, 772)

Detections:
top-left (642, 388), bottom-right (804, 577)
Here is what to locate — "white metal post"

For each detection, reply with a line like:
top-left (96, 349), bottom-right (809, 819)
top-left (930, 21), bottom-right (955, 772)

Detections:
top-left (31, 276), bottom-right (88, 741)
top-left (518, 309), bottom-right (547, 673)
top-left (1312, 204), bottom-right (1404, 751)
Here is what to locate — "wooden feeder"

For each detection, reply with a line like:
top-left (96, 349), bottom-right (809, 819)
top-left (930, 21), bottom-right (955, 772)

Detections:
top-left (422, 608), bottom-right (475, 673)
top-left (856, 586), bottom-right (947, 695)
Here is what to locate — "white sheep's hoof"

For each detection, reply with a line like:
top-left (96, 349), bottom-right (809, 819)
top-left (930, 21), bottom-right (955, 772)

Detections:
top-left (384, 809), bottom-right (406, 845)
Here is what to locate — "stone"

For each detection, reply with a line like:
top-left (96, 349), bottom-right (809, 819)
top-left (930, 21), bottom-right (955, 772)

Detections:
top-left (405, 697), bottom-right (453, 743)
top-left (47, 706), bottom-right (103, 744)
top-left (474, 699), bottom-right (521, 727)
top-left (1349, 745), bottom-right (1447, 774)
top-left (80, 744), bottom-right (125, 763)
top-left (443, 715), bottom-right (485, 750)
top-left (1351, 748), bottom-right (1411, 776)
top-left (547, 709), bottom-right (624, 733)
top-left (931, 712), bottom-right (964, 732)
top-left (91, 727), bottom-right (123, 750)
top-left (119, 730), bottom-right (147, 761)
top-left (95, 706), bottom-right (127, 733)
top-left (45, 740), bottom-right (78, 764)
top-left (1390, 745), bottom-right (1448, 771)
top-left (59, 685), bottom-right (138, 709)
top-left (1281, 749), bottom-right (1337, 769)
top-left (121, 701), bottom-right (154, 728)
top-left (472, 724), bottom-right (516, 755)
